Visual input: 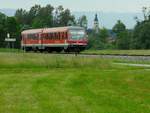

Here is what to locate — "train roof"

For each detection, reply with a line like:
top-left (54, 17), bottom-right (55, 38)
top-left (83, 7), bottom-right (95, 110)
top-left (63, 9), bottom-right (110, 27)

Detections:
top-left (22, 26), bottom-right (84, 34)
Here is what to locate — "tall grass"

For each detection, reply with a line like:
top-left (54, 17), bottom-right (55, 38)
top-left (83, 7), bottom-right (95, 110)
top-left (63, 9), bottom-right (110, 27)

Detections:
top-left (0, 53), bottom-right (112, 69)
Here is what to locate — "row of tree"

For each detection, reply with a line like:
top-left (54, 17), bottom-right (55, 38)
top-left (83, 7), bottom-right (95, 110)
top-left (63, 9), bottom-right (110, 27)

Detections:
top-left (0, 4), bottom-right (150, 50)
top-left (88, 7), bottom-right (150, 50)
top-left (15, 5), bottom-right (77, 29)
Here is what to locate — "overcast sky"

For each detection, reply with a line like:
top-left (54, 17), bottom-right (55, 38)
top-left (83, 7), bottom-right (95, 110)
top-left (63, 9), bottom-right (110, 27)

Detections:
top-left (0, 0), bottom-right (149, 12)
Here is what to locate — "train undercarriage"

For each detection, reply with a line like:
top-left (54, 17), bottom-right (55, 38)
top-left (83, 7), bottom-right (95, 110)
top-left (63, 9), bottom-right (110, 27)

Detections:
top-left (23, 45), bottom-right (86, 53)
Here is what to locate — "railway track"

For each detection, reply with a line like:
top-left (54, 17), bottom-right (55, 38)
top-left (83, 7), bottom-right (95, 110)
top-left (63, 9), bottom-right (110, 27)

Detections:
top-left (21, 51), bottom-right (150, 61)
top-left (81, 53), bottom-right (150, 57)
top-left (59, 53), bottom-right (150, 61)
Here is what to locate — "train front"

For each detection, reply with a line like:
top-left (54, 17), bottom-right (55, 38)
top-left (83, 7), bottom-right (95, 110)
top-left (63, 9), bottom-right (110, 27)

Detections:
top-left (67, 27), bottom-right (88, 52)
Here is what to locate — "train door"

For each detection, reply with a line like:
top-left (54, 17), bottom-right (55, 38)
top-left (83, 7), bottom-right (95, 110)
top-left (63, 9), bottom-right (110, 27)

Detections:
top-left (39, 32), bottom-right (44, 50)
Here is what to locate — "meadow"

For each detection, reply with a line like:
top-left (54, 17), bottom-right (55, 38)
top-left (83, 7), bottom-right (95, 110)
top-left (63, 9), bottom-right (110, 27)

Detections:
top-left (0, 52), bottom-right (149, 113)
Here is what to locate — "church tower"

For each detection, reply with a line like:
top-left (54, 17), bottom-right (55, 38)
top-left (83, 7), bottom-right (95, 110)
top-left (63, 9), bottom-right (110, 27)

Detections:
top-left (93, 14), bottom-right (100, 33)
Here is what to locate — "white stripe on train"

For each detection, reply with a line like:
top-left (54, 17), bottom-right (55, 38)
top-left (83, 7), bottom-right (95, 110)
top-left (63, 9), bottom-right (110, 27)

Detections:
top-left (22, 43), bottom-right (86, 47)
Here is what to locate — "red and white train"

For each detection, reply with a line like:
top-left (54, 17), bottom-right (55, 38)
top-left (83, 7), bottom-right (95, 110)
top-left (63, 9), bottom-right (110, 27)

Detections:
top-left (21, 26), bottom-right (88, 53)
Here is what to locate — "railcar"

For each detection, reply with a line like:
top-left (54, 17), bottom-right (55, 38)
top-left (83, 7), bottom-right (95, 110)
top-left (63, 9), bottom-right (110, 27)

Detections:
top-left (21, 26), bottom-right (88, 53)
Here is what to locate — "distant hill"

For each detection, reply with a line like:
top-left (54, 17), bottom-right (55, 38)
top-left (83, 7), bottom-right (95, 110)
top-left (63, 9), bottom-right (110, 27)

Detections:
top-left (0, 8), bottom-right (144, 29)
top-left (0, 8), bottom-right (16, 16)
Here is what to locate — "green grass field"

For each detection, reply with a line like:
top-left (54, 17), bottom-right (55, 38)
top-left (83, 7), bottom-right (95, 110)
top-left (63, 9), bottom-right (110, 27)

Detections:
top-left (0, 53), bottom-right (149, 113)
top-left (83, 50), bottom-right (150, 56)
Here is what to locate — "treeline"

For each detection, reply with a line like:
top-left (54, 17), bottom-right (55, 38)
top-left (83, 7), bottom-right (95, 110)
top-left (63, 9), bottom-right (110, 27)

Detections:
top-left (15, 5), bottom-right (77, 29)
top-left (0, 4), bottom-right (150, 50)
top-left (88, 7), bottom-right (150, 50)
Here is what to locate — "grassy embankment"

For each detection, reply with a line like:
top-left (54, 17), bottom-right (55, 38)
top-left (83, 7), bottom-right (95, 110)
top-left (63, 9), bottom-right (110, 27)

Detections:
top-left (0, 48), bottom-right (22, 53)
top-left (83, 50), bottom-right (150, 56)
top-left (1, 48), bottom-right (150, 56)
top-left (0, 52), bottom-right (149, 113)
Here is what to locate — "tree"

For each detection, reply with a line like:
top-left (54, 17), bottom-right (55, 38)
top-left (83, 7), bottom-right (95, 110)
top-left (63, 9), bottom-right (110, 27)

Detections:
top-left (32, 18), bottom-right (45, 28)
top-left (5, 17), bottom-right (21, 48)
top-left (60, 9), bottom-right (75, 26)
top-left (28, 5), bottom-right (41, 25)
top-left (116, 31), bottom-right (130, 49)
top-left (37, 4), bottom-right (54, 27)
top-left (87, 32), bottom-right (105, 50)
top-left (53, 5), bottom-right (64, 27)
top-left (0, 12), bottom-right (7, 47)
top-left (142, 7), bottom-right (150, 21)
top-left (112, 20), bottom-right (130, 49)
top-left (113, 20), bottom-right (126, 34)
top-left (15, 4), bottom-right (54, 29)
top-left (15, 9), bottom-right (29, 25)
top-left (99, 28), bottom-right (109, 43)
top-left (132, 20), bottom-right (150, 49)
top-left (78, 15), bottom-right (88, 29)
top-left (87, 28), bottom-right (109, 50)
top-left (54, 6), bottom-right (75, 27)
top-left (131, 7), bottom-right (150, 49)
top-left (15, 4), bottom-right (76, 29)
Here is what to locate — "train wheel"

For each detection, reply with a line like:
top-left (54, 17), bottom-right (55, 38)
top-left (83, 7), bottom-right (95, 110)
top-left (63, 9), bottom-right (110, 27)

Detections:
top-left (56, 48), bottom-right (63, 53)
top-left (47, 49), bottom-right (52, 53)
top-left (75, 47), bottom-right (80, 54)
top-left (24, 47), bottom-right (31, 52)
top-left (64, 48), bottom-right (70, 53)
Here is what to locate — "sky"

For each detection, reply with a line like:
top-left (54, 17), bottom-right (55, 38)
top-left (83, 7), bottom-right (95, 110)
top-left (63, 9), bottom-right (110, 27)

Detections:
top-left (0, 0), bottom-right (149, 12)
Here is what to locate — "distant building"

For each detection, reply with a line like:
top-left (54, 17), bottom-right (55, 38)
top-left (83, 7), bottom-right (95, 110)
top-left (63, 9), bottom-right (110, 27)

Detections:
top-left (93, 14), bottom-right (100, 33)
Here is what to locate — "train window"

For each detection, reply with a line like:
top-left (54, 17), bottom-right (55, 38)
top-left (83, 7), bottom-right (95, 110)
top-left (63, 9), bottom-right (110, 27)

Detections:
top-left (48, 33), bottom-right (50, 39)
top-left (60, 32), bottom-right (63, 40)
top-left (41, 32), bottom-right (66, 40)
top-left (58, 32), bottom-right (61, 40)
top-left (69, 30), bottom-right (85, 40)
top-left (42, 33), bottom-right (47, 39)
top-left (65, 32), bottom-right (68, 39)
top-left (51, 33), bottom-right (54, 40)
top-left (46, 33), bottom-right (51, 39)
top-left (45, 33), bottom-right (52, 40)
top-left (62, 32), bottom-right (67, 40)
top-left (60, 32), bottom-right (63, 39)
top-left (56, 33), bottom-right (59, 40)
top-left (62, 32), bottom-right (64, 39)
top-left (27, 34), bottom-right (38, 40)
top-left (49, 33), bottom-right (51, 39)
top-left (55, 33), bottom-right (57, 39)
top-left (41, 34), bottom-right (45, 38)
top-left (53, 33), bottom-right (56, 40)
top-left (46, 33), bottom-right (49, 39)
